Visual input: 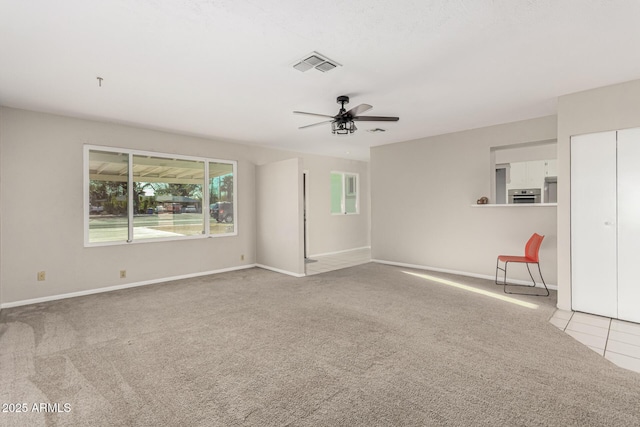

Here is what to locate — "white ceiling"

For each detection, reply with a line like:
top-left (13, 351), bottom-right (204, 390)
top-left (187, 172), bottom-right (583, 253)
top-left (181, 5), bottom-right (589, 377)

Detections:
top-left (2, 1), bottom-right (640, 161)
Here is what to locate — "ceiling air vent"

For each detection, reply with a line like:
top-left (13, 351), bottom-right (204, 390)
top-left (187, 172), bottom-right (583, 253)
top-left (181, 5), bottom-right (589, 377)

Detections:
top-left (293, 51), bottom-right (341, 73)
top-left (293, 61), bottom-right (313, 72)
top-left (315, 61), bottom-right (337, 72)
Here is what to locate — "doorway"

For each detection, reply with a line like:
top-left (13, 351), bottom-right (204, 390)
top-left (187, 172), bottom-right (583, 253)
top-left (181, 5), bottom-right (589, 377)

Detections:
top-left (303, 171), bottom-right (308, 259)
top-left (495, 165), bottom-right (507, 204)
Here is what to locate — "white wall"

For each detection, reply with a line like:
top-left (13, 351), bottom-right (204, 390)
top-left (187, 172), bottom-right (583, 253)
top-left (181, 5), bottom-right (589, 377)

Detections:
top-left (250, 148), bottom-right (370, 257)
top-left (302, 155), bottom-right (370, 256)
top-left (0, 108), bottom-right (3, 306)
top-left (557, 78), bottom-right (640, 310)
top-left (256, 158), bottom-right (304, 276)
top-left (0, 107), bottom-right (370, 305)
top-left (371, 115), bottom-right (558, 284)
top-left (494, 141), bottom-right (557, 163)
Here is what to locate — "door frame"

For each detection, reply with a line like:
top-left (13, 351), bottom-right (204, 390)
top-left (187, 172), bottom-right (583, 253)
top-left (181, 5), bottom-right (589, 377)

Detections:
top-left (303, 170), bottom-right (309, 259)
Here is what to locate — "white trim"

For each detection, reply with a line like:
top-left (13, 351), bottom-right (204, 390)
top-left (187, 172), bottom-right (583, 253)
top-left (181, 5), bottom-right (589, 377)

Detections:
top-left (255, 264), bottom-right (306, 278)
top-left (470, 203), bottom-right (557, 208)
top-left (371, 259), bottom-right (558, 290)
top-left (0, 264), bottom-right (257, 309)
top-left (127, 152), bottom-right (133, 242)
top-left (303, 170), bottom-right (310, 258)
top-left (83, 145), bottom-right (90, 246)
top-left (85, 233), bottom-right (209, 247)
top-left (232, 161), bottom-right (238, 227)
top-left (309, 246), bottom-right (371, 258)
top-left (204, 161), bottom-right (210, 236)
top-left (85, 144), bottom-right (235, 164)
top-left (346, 172), bottom-right (359, 214)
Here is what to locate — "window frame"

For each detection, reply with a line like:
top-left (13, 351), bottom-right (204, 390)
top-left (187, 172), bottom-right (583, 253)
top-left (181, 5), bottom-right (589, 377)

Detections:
top-left (84, 145), bottom-right (238, 247)
top-left (330, 171), bottom-right (360, 215)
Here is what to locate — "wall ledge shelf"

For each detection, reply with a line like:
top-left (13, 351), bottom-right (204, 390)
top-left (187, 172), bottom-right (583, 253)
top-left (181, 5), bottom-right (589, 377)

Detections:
top-left (470, 203), bottom-right (557, 208)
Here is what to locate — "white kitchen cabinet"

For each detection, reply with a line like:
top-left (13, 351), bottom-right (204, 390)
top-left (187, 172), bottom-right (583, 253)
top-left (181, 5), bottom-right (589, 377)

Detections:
top-left (507, 161), bottom-right (527, 188)
top-left (571, 129), bottom-right (640, 323)
top-left (525, 160), bottom-right (545, 189)
top-left (506, 160), bottom-right (545, 190)
top-left (544, 159), bottom-right (557, 177)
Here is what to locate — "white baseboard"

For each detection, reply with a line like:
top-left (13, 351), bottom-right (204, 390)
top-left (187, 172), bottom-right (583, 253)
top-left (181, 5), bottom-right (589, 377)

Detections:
top-left (308, 246), bottom-right (371, 258)
top-left (256, 264), bottom-right (306, 278)
top-left (1, 259), bottom-right (555, 311)
top-left (371, 259), bottom-right (558, 290)
top-left (0, 264), bottom-right (257, 309)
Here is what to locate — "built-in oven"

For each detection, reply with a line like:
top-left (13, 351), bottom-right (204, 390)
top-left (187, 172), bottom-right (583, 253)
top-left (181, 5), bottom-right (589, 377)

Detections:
top-left (508, 188), bottom-right (541, 204)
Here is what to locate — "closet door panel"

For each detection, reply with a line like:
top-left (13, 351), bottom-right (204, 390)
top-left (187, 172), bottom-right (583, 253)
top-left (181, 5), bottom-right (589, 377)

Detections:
top-left (617, 128), bottom-right (640, 323)
top-left (571, 131), bottom-right (618, 318)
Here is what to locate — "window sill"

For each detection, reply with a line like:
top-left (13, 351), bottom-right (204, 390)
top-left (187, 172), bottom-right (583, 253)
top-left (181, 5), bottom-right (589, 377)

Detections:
top-left (470, 203), bottom-right (557, 208)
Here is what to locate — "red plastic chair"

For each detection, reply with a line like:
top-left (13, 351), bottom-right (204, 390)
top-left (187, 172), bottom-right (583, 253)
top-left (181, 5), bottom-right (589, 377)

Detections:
top-left (495, 233), bottom-right (549, 296)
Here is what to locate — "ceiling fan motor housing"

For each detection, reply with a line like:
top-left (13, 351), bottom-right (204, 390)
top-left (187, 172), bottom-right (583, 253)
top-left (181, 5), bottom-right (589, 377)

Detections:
top-left (337, 96), bottom-right (349, 115)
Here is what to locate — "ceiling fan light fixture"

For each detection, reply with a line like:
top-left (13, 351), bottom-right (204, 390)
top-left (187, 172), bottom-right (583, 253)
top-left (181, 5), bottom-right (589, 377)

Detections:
top-left (295, 95), bottom-right (398, 135)
top-left (332, 121), bottom-right (356, 135)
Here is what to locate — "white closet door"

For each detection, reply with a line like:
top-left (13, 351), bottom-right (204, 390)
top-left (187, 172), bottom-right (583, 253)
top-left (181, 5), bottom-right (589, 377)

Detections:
top-left (571, 131), bottom-right (618, 318)
top-left (617, 128), bottom-right (640, 323)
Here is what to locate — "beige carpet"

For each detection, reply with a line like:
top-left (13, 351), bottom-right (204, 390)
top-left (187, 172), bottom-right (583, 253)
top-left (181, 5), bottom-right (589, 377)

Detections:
top-left (1, 263), bottom-right (639, 426)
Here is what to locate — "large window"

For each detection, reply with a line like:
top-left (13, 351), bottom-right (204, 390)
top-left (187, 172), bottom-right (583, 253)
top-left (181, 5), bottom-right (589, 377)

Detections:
top-left (330, 172), bottom-right (359, 215)
top-left (86, 146), bottom-right (236, 245)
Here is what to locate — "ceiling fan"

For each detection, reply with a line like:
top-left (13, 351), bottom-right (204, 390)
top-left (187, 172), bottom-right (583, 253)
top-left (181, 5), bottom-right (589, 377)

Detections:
top-left (294, 95), bottom-right (399, 135)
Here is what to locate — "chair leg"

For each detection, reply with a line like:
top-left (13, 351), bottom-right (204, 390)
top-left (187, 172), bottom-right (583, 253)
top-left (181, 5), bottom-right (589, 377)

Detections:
top-left (503, 262), bottom-right (549, 297)
top-left (525, 263), bottom-right (538, 288)
top-left (495, 257), bottom-right (506, 286)
top-left (536, 263), bottom-right (550, 297)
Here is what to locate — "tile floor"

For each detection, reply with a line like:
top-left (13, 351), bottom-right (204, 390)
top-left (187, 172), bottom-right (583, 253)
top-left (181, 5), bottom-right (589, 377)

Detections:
top-left (305, 247), bottom-right (371, 275)
top-left (550, 309), bottom-right (640, 374)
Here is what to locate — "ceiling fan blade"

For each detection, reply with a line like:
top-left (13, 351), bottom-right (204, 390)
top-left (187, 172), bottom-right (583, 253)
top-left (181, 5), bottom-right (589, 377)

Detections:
top-left (293, 111), bottom-right (335, 119)
top-left (299, 120), bottom-right (334, 129)
top-left (352, 116), bottom-right (399, 122)
top-left (346, 103), bottom-right (372, 117)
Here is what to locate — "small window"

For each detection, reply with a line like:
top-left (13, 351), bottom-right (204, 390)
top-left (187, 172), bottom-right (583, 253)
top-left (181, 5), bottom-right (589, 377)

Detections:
top-left (330, 172), bottom-right (359, 215)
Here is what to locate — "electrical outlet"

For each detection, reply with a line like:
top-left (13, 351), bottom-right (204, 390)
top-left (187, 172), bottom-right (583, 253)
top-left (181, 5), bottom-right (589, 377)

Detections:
top-left (37, 271), bottom-right (46, 281)
top-left (240, 254), bottom-right (245, 261)
top-left (120, 270), bottom-right (126, 279)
